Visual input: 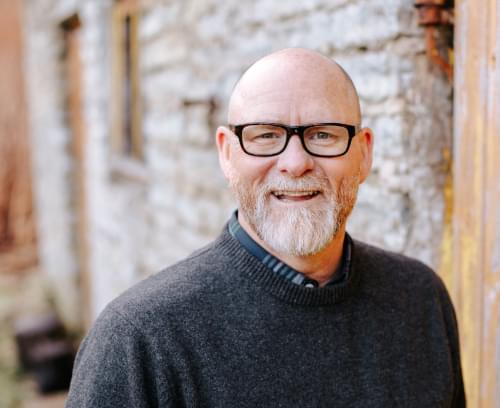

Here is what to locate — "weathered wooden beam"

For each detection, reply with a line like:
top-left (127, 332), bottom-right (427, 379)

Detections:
top-left (453, 0), bottom-right (500, 406)
top-left (0, 0), bottom-right (37, 271)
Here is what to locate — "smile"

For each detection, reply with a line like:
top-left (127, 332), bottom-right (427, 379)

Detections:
top-left (271, 190), bottom-right (321, 201)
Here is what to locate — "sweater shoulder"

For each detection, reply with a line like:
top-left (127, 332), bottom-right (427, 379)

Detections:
top-left (102, 236), bottom-right (233, 333)
top-left (352, 238), bottom-right (446, 295)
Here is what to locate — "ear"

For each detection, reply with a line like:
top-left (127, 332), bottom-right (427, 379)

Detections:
top-left (357, 127), bottom-right (374, 184)
top-left (216, 126), bottom-right (234, 180)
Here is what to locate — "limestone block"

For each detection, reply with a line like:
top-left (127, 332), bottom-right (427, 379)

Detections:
top-left (289, 0), bottom-right (404, 52)
top-left (141, 74), bottom-right (182, 112)
top-left (148, 181), bottom-right (179, 211)
top-left (143, 112), bottom-right (184, 143)
top-left (141, 34), bottom-right (187, 71)
top-left (195, 198), bottom-right (231, 235)
top-left (195, 9), bottom-right (232, 44)
top-left (370, 115), bottom-right (405, 159)
top-left (349, 186), bottom-right (409, 252)
top-left (362, 98), bottom-right (407, 117)
top-left (234, 0), bottom-right (349, 28)
top-left (140, 4), bottom-right (178, 41)
top-left (183, 106), bottom-right (214, 148)
top-left (181, 0), bottom-right (218, 25)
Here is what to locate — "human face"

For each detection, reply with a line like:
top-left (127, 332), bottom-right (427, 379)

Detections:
top-left (228, 162), bottom-right (361, 256)
top-left (218, 122), bottom-right (372, 257)
top-left (217, 51), bottom-right (373, 256)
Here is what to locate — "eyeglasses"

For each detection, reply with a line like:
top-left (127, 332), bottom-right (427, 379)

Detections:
top-left (228, 122), bottom-right (360, 158)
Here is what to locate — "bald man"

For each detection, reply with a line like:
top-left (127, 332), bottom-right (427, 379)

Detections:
top-left (66, 49), bottom-right (465, 407)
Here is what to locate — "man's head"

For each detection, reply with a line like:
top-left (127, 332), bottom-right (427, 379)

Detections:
top-left (216, 48), bottom-right (373, 257)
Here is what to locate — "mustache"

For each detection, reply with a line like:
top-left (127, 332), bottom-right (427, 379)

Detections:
top-left (259, 174), bottom-right (330, 194)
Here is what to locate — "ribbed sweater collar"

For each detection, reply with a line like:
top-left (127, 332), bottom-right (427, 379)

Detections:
top-left (214, 224), bottom-right (361, 307)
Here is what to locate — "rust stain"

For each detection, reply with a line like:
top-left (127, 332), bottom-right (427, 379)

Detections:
top-left (438, 147), bottom-right (454, 295)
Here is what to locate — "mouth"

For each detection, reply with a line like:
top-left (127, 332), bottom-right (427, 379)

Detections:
top-left (271, 190), bottom-right (321, 202)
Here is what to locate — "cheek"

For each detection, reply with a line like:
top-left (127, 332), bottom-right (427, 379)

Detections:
top-left (316, 161), bottom-right (361, 192)
top-left (229, 154), bottom-right (276, 186)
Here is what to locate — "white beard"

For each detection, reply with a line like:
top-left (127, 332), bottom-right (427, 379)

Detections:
top-left (229, 170), bottom-right (359, 257)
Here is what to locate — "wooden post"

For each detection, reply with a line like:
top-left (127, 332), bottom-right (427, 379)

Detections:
top-left (62, 15), bottom-right (92, 330)
top-left (453, 0), bottom-right (500, 406)
top-left (0, 0), bottom-right (38, 273)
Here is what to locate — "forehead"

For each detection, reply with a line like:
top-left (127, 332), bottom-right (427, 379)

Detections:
top-left (228, 59), bottom-right (360, 125)
top-left (235, 88), bottom-right (353, 124)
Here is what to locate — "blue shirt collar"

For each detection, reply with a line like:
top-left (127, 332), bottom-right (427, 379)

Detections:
top-left (228, 211), bottom-right (351, 288)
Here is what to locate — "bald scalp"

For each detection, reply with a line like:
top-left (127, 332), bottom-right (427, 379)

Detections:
top-left (228, 48), bottom-right (361, 125)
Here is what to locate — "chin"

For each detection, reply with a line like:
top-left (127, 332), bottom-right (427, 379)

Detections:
top-left (253, 203), bottom-right (340, 257)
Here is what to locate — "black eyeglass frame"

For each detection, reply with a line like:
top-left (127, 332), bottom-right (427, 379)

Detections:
top-left (228, 122), bottom-right (360, 158)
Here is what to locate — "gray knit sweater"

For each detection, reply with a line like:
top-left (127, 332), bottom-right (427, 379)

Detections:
top-left (66, 226), bottom-right (465, 407)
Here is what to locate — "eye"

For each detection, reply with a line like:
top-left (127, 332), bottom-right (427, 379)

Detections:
top-left (251, 132), bottom-right (282, 141)
top-left (312, 131), bottom-right (334, 140)
top-left (310, 131), bottom-right (340, 141)
top-left (242, 125), bottom-right (285, 144)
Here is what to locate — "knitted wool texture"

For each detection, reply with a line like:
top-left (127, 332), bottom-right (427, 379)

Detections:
top-left (66, 226), bottom-right (465, 407)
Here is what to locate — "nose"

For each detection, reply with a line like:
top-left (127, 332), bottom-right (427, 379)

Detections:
top-left (276, 135), bottom-right (315, 177)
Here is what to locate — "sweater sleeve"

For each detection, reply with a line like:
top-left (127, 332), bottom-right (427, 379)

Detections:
top-left (65, 306), bottom-right (172, 408)
top-left (435, 278), bottom-right (466, 407)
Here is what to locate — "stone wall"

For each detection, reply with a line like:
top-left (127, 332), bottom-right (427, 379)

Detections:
top-left (24, 0), bottom-right (452, 326)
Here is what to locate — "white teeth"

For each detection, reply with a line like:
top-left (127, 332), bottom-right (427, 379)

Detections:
top-left (272, 191), bottom-right (320, 197)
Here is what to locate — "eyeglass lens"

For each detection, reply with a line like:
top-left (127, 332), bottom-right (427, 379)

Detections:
top-left (241, 124), bottom-right (350, 156)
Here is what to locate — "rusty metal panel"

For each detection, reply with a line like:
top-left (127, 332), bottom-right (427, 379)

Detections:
top-left (453, 0), bottom-right (500, 406)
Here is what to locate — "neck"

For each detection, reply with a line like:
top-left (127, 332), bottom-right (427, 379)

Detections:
top-left (238, 212), bottom-right (346, 286)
